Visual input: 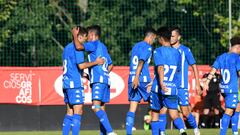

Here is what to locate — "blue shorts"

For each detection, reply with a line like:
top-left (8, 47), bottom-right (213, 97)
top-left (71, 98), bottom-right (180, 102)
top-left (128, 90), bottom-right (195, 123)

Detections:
top-left (63, 88), bottom-right (84, 105)
top-left (222, 93), bottom-right (239, 109)
top-left (178, 89), bottom-right (189, 106)
top-left (150, 92), bottom-right (162, 111)
top-left (162, 95), bottom-right (178, 110)
top-left (92, 83), bottom-right (110, 103)
top-left (128, 82), bottom-right (150, 102)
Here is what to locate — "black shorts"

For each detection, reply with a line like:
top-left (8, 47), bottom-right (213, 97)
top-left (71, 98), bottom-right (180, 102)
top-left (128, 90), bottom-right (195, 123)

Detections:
top-left (203, 93), bottom-right (221, 109)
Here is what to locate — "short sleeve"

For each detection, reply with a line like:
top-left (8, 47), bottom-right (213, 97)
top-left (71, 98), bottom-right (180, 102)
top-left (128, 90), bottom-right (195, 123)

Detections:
top-left (83, 42), bottom-right (96, 52)
top-left (177, 51), bottom-right (182, 72)
top-left (139, 45), bottom-right (152, 62)
top-left (236, 56), bottom-right (240, 71)
top-left (212, 56), bottom-right (220, 69)
top-left (75, 50), bottom-right (84, 64)
top-left (106, 52), bottom-right (112, 65)
top-left (153, 49), bottom-right (164, 66)
top-left (185, 48), bottom-right (196, 65)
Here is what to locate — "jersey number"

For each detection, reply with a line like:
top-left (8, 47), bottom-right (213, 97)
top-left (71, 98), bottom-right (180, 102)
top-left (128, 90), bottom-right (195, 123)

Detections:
top-left (132, 55), bottom-right (139, 70)
top-left (102, 57), bottom-right (108, 72)
top-left (221, 69), bottom-right (230, 84)
top-left (63, 59), bottom-right (67, 74)
top-left (164, 65), bottom-right (177, 81)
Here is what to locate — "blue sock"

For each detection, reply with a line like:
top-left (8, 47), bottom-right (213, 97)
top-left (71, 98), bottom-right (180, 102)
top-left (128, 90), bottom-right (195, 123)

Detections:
top-left (100, 122), bottom-right (107, 135)
top-left (72, 114), bottom-right (81, 135)
top-left (159, 114), bottom-right (167, 132)
top-left (126, 111), bottom-right (135, 135)
top-left (96, 110), bottom-right (113, 133)
top-left (151, 121), bottom-right (160, 135)
top-left (173, 117), bottom-right (185, 131)
top-left (231, 111), bottom-right (240, 135)
top-left (62, 114), bottom-right (72, 135)
top-left (220, 113), bottom-right (231, 135)
top-left (187, 113), bottom-right (197, 128)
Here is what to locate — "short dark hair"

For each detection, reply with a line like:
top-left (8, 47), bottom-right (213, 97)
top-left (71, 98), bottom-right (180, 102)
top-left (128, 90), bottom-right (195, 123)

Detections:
top-left (144, 27), bottom-right (157, 37)
top-left (230, 36), bottom-right (240, 47)
top-left (77, 26), bottom-right (87, 36)
top-left (171, 26), bottom-right (181, 35)
top-left (157, 26), bottom-right (171, 41)
top-left (88, 25), bottom-right (101, 37)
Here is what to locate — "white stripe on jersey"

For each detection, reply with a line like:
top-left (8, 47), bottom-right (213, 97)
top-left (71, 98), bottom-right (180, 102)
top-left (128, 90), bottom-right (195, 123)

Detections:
top-left (155, 85), bottom-right (158, 93)
top-left (100, 76), bottom-right (103, 83)
top-left (181, 51), bottom-right (185, 88)
top-left (91, 69), bottom-right (93, 83)
top-left (143, 76), bottom-right (147, 82)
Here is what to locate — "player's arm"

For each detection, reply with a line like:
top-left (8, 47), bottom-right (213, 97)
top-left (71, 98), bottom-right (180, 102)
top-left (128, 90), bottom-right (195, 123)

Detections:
top-left (72, 27), bottom-right (85, 51)
top-left (186, 48), bottom-right (201, 94)
top-left (106, 52), bottom-right (113, 73)
top-left (157, 65), bottom-right (168, 92)
top-left (78, 57), bottom-right (104, 70)
top-left (204, 68), bottom-right (217, 90)
top-left (191, 64), bottom-right (201, 95)
top-left (108, 64), bottom-right (113, 73)
top-left (132, 60), bottom-right (144, 89)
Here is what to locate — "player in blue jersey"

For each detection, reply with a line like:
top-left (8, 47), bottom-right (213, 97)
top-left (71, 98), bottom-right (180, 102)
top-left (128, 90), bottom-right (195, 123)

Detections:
top-left (204, 36), bottom-right (240, 135)
top-left (72, 25), bottom-right (117, 135)
top-left (169, 27), bottom-right (201, 135)
top-left (150, 26), bottom-right (187, 135)
top-left (125, 28), bottom-right (157, 135)
top-left (62, 26), bottom-right (104, 135)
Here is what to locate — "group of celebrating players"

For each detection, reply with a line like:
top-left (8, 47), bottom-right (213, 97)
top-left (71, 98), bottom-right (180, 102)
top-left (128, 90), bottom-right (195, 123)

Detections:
top-left (61, 25), bottom-right (240, 135)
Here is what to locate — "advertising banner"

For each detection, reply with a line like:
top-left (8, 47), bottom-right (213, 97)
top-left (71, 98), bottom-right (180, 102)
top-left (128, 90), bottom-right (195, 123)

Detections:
top-left (0, 66), bottom-right (211, 105)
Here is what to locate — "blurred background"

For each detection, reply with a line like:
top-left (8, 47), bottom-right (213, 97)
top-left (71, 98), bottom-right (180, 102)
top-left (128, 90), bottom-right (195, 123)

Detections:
top-left (1, 0), bottom-right (240, 66)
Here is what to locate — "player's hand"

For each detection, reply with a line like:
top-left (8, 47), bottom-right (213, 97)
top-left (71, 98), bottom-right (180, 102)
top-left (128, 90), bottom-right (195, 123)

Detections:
top-left (145, 81), bottom-right (152, 93)
top-left (72, 27), bottom-right (79, 38)
top-left (202, 78), bottom-right (209, 91)
top-left (95, 57), bottom-right (105, 65)
top-left (132, 76), bottom-right (139, 89)
top-left (195, 84), bottom-right (202, 95)
top-left (160, 83), bottom-right (168, 92)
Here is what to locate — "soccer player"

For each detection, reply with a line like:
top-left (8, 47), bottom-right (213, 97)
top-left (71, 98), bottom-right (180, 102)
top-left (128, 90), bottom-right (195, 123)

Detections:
top-left (201, 73), bottom-right (221, 128)
top-left (72, 25), bottom-right (117, 135)
top-left (125, 28), bottom-right (156, 135)
top-left (204, 36), bottom-right (240, 135)
top-left (62, 26), bottom-right (104, 135)
top-left (170, 27), bottom-right (201, 135)
top-left (150, 26), bottom-right (187, 135)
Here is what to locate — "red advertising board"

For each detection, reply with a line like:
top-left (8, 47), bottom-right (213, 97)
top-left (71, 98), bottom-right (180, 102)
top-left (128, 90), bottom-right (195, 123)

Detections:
top-left (0, 66), bottom-right (211, 105)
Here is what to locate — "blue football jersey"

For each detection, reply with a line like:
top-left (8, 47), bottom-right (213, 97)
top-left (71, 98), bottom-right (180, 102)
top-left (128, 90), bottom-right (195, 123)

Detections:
top-left (62, 42), bottom-right (84, 89)
top-left (151, 46), bottom-right (181, 95)
top-left (128, 41), bottom-right (152, 83)
top-left (212, 53), bottom-right (240, 93)
top-left (84, 40), bottom-right (112, 85)
top-left (176, 45), bottom-right (196, 89)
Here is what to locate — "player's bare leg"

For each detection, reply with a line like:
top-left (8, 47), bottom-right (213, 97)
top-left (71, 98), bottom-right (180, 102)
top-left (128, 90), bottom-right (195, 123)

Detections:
top-left (62, 104), bottom-right (73, 135)
top-left (71, 104), bottom-right (83, 135)
top-left (220, 108), bottom-right (234, 135)
top-left (151, 110), bottom-right (161, 135)
top-left (213, 108), bottom-right (220, 128)
top-left (92, 100), bottom-right (116, 135)
top-left (231, 103), bottom-right (240, 135)
top-left (169, 109), bottom-right (187, 135)
top-left (126, 101), bottom-right (138, 135)
top-left (158, 107), bottom-right (168, 135)
top-left (180, 106), bottom-right (200, 135)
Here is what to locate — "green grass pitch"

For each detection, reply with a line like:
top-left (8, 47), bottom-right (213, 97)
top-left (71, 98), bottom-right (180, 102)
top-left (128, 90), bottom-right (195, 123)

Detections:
top-left (0, 129), bottom-right (238, 135)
